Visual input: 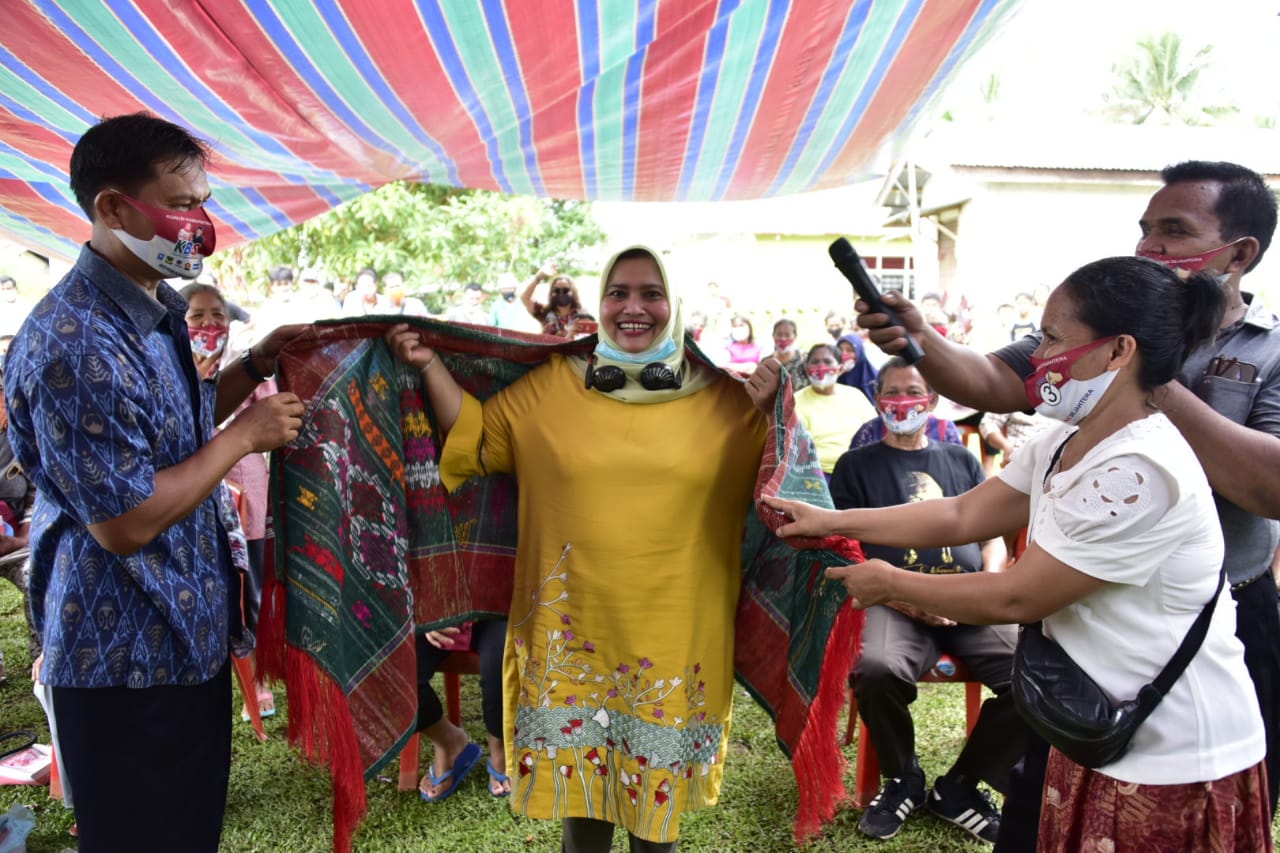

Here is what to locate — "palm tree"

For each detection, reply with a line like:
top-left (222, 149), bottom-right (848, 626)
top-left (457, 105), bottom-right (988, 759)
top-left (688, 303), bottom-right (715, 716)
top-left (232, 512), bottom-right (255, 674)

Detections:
top-left (1101, 32), bottom-right (1238, 126)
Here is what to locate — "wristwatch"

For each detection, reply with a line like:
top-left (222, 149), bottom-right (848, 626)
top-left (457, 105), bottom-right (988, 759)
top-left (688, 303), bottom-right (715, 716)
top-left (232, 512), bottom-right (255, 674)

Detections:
top-left (240, 348), bottom-right (273, 384)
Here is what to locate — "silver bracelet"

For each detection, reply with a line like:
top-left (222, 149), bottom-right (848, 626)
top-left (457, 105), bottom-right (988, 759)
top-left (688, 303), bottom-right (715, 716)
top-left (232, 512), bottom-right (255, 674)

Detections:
top-left (422, 354), bottom-right (437, 373)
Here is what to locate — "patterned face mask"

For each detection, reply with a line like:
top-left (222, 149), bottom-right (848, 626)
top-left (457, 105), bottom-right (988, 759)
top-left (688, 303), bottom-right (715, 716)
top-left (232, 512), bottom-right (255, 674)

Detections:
top-left (106, 192), bottom-right (217, 279)
top-left (1024, 336), bottom-right (1118, 425)
top-left (806, 364), bottom-right (838, 389)
top-left (878, 394), bottom-right (932, 435)
top-left (189, 324), bottom-right (228, 359)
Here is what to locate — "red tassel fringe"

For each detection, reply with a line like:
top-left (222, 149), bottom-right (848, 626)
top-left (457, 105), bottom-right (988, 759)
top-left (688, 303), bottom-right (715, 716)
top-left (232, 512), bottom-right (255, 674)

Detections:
top-left (256, 551), bottom-right (287, 684)
top-left (791, 600), bottom-right (864, 843)
top-left (284, 646), bottom-right (366, 853)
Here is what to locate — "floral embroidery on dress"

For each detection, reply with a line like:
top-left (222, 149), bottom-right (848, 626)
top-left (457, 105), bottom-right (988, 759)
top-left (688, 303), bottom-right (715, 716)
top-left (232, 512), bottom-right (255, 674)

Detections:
top-left (509, 544), bottom-right (724, 838)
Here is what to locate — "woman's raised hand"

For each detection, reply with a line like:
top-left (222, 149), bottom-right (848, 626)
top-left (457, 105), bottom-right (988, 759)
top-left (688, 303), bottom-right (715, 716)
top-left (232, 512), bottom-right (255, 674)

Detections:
top-left (386, 323), bottom-right (435, 370)
top-left (760, 494), bottom-right (840, 538)
top-left (194, 351), bottom-right (221, 380)
top-left (745, 357), bottom-right (782, 412)
top-left (385, 323), bottom-right (464, 433)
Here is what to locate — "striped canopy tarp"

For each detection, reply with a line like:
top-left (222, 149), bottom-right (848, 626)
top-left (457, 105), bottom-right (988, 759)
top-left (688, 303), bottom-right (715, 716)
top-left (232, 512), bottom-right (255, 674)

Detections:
top-left (1, 0), bottom-right (1019, 261)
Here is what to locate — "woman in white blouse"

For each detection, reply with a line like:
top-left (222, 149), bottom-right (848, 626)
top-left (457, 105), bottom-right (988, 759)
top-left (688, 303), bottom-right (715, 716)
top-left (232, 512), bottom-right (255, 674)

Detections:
top-left (766, 256), bottom-right (1269, 851)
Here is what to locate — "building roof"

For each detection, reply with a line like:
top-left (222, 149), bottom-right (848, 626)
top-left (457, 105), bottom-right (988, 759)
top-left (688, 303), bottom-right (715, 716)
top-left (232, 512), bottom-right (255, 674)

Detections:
top-left (918, 123), bottom-right (1280, 176)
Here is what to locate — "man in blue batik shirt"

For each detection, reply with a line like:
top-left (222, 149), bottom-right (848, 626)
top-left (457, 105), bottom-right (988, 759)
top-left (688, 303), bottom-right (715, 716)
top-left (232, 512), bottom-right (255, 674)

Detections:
top-left (3, 113), bottom-right (305, 853)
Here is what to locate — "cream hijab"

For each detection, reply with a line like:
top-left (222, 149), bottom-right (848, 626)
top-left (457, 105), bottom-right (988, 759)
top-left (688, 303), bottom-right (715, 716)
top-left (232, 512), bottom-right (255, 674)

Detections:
top-left (568, 244), bottom-right (714, 404)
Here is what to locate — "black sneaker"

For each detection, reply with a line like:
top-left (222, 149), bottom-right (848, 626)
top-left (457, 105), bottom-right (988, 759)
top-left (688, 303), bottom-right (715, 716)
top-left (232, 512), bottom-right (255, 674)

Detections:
top-left (858, 768), bottom-right (927, 840)
top-left (926, 777), bottom-right (1001, 843)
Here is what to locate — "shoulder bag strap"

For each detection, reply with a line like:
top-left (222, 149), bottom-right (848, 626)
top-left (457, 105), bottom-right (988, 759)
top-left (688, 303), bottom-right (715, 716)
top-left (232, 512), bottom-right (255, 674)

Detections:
top-left (1135, 566), bottom-right (1227, 712)
top-left (1040, 431), bottom-right (1226, 715)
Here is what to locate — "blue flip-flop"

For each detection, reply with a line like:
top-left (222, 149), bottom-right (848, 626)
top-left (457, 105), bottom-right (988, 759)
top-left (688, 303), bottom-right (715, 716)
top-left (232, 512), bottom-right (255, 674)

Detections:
top-left (419, 741), bottom-right (481, 803)
top-left (486, 759), bottom-right (511, 797)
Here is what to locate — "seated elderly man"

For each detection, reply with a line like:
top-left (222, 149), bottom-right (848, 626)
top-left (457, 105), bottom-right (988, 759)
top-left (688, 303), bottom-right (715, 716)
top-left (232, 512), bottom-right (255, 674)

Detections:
top-left (831, 357), bottom-right (1024, 844)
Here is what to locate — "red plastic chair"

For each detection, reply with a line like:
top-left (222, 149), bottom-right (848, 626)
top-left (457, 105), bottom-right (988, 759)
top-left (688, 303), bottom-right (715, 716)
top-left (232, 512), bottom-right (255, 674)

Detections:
top-left (397, 650), bottom-right (482, 791)
top-left (844, 654), bottom-right (984, 808)
top-left (956, 422), bottom-right (982, 456)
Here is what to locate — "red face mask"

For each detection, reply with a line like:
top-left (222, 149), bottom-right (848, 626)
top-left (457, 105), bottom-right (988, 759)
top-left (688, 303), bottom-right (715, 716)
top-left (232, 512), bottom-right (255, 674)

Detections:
top-left (806, 364), bottom-right (839, 381)
top-left (773, 337), bottom-right (795, 351)
top-left (878, 394), bottom-right (931, 420)
top-left (188, 324), bottom-right (227, 359)
top-left (110, 192), bottom-right (217, 279)
top-left (1137, 240), bottom-right (1237, 272)
top-left (1024, 336), bottom-right (1117, 408)
top-left (119, 194), bottom-right (217, 252)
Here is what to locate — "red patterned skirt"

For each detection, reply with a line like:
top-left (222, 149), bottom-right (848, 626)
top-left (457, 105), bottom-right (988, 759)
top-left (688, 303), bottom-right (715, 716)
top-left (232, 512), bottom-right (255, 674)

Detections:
top-left (1038, 749), bottom-right (1271, 852)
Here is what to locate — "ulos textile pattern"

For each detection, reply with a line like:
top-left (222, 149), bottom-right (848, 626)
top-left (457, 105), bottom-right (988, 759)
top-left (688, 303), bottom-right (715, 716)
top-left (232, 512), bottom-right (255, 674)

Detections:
top-left (256, 318), bottom-right (863, 853)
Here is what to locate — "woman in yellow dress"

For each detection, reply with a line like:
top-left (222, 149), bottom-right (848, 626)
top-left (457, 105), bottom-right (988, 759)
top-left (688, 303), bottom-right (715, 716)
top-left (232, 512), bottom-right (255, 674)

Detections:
top-left (387, 246), bottom-right (777, 852)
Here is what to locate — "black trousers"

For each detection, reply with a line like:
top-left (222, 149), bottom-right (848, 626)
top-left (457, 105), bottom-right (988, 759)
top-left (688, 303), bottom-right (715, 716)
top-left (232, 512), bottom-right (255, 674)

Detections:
top-left (415, 618), bottom-right (506, 738)
top-left (853, 605), bottom-right (1026, 792)
top-left (241, 537), bottom-right (265, 635)
top-left (51, 661), bottom-right (232, 853)
top-left (1233, 574), bottom-right (1280, 812)
top-left (562, 817), bottom-right (678, 852)
top-left (992, 729), bottom-right (1050, 852)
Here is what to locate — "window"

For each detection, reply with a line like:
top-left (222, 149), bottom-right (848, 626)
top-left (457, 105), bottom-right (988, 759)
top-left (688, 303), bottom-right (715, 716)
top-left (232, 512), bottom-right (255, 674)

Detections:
top-left (862, 255), bottom-right (914, 295)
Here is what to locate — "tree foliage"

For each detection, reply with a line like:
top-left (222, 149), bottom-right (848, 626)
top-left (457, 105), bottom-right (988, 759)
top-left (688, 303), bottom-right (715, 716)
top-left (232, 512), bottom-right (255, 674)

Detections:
top-left (212, 182), bottom-right (607, 303)
top-left (1102, 32), bottom-right (1237, 126)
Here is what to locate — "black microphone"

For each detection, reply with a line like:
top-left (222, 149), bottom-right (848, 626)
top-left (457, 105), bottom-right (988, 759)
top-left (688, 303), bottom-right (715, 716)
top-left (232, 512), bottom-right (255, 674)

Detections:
top-left (828, 237), bottom-right (925, 365)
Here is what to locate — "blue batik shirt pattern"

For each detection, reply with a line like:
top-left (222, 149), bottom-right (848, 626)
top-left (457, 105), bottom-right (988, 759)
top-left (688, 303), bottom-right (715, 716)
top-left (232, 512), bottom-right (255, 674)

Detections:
top-left (4, 245), bottom-right (232, 688)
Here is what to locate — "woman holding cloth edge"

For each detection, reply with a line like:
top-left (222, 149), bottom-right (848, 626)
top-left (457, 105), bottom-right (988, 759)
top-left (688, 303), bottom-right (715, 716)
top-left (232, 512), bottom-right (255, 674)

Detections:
top-left (386, 245), bottom-right (806, 852)
top-left (765, 256), bottom-right (1269, 851)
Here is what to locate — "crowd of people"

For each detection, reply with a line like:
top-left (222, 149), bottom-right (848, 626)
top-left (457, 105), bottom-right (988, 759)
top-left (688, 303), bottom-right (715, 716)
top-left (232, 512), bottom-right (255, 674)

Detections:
top-left (3, 109), bottom-right (1280, 853)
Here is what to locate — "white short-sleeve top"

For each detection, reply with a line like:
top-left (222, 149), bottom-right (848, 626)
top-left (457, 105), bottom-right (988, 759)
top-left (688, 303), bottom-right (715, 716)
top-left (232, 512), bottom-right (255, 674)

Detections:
top-left (999, 413), bottom-right (1264, 784)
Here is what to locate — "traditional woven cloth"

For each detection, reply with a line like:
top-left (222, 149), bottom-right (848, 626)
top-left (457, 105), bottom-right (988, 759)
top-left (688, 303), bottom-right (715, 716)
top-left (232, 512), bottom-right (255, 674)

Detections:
top-left (257, 319), bottom-right (863, 852)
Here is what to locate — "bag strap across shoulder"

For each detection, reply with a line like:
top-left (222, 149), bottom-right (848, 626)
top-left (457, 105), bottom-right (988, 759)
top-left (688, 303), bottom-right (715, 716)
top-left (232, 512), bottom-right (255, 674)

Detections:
top-left (1039, 431), bottom-right (1227, 719)
top-left (1137, 566), bottom-right (1226, 710)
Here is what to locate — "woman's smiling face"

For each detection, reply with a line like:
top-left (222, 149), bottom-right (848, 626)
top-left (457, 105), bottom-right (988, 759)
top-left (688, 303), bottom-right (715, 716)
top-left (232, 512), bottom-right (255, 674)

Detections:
top-left (185, 290), bottom-right (228, 329)
top-left (600, 254), bottom-right (670, 354)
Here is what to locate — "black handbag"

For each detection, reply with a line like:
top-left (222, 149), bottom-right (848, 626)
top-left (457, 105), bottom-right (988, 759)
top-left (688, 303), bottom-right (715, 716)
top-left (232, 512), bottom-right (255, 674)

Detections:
top-left (1011, 434), bottom-right (1227, 768)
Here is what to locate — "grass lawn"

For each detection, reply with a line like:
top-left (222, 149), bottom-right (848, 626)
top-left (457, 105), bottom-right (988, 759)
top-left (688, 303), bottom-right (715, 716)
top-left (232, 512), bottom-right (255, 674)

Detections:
top-left (5, 579), bottom-right (1274, 851)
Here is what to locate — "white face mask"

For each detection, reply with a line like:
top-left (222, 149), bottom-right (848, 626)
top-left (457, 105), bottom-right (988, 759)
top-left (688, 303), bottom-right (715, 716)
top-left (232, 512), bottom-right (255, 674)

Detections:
top-left (106, 192), bottom-right (216, 280)
top-left (1024, 336), bottom-right (1119, 425)
top-left (112, 228), bottom-right (205, 279)
top-left (806, 363), bottom-right (839, 390)
top-left (878, 394), bottom-right (932, 435)
top-left (730, 326), bottom-right (750, 342)
top-left (1032, 369), bottom-right (1118, 424)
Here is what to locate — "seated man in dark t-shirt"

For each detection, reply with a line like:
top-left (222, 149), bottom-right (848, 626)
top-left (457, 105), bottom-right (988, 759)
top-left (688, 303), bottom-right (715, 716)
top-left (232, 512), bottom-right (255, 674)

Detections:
top-left (852, 163), bottom-right (1280, 850)
top-left (832, 357), bottom-right (1023, 844)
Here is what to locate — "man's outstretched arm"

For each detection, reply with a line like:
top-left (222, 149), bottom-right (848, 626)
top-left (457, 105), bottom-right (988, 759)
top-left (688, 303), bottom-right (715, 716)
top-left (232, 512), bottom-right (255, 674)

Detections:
top-left (856, 291), bottom-right (1031, 413)
top-left (1158, 381), bottom-right (1280, 519)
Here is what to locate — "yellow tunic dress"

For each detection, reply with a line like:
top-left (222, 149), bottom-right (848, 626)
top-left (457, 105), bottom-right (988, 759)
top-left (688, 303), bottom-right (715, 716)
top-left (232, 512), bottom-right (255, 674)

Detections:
top-left (441, 354), bottom-right (766, 841)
